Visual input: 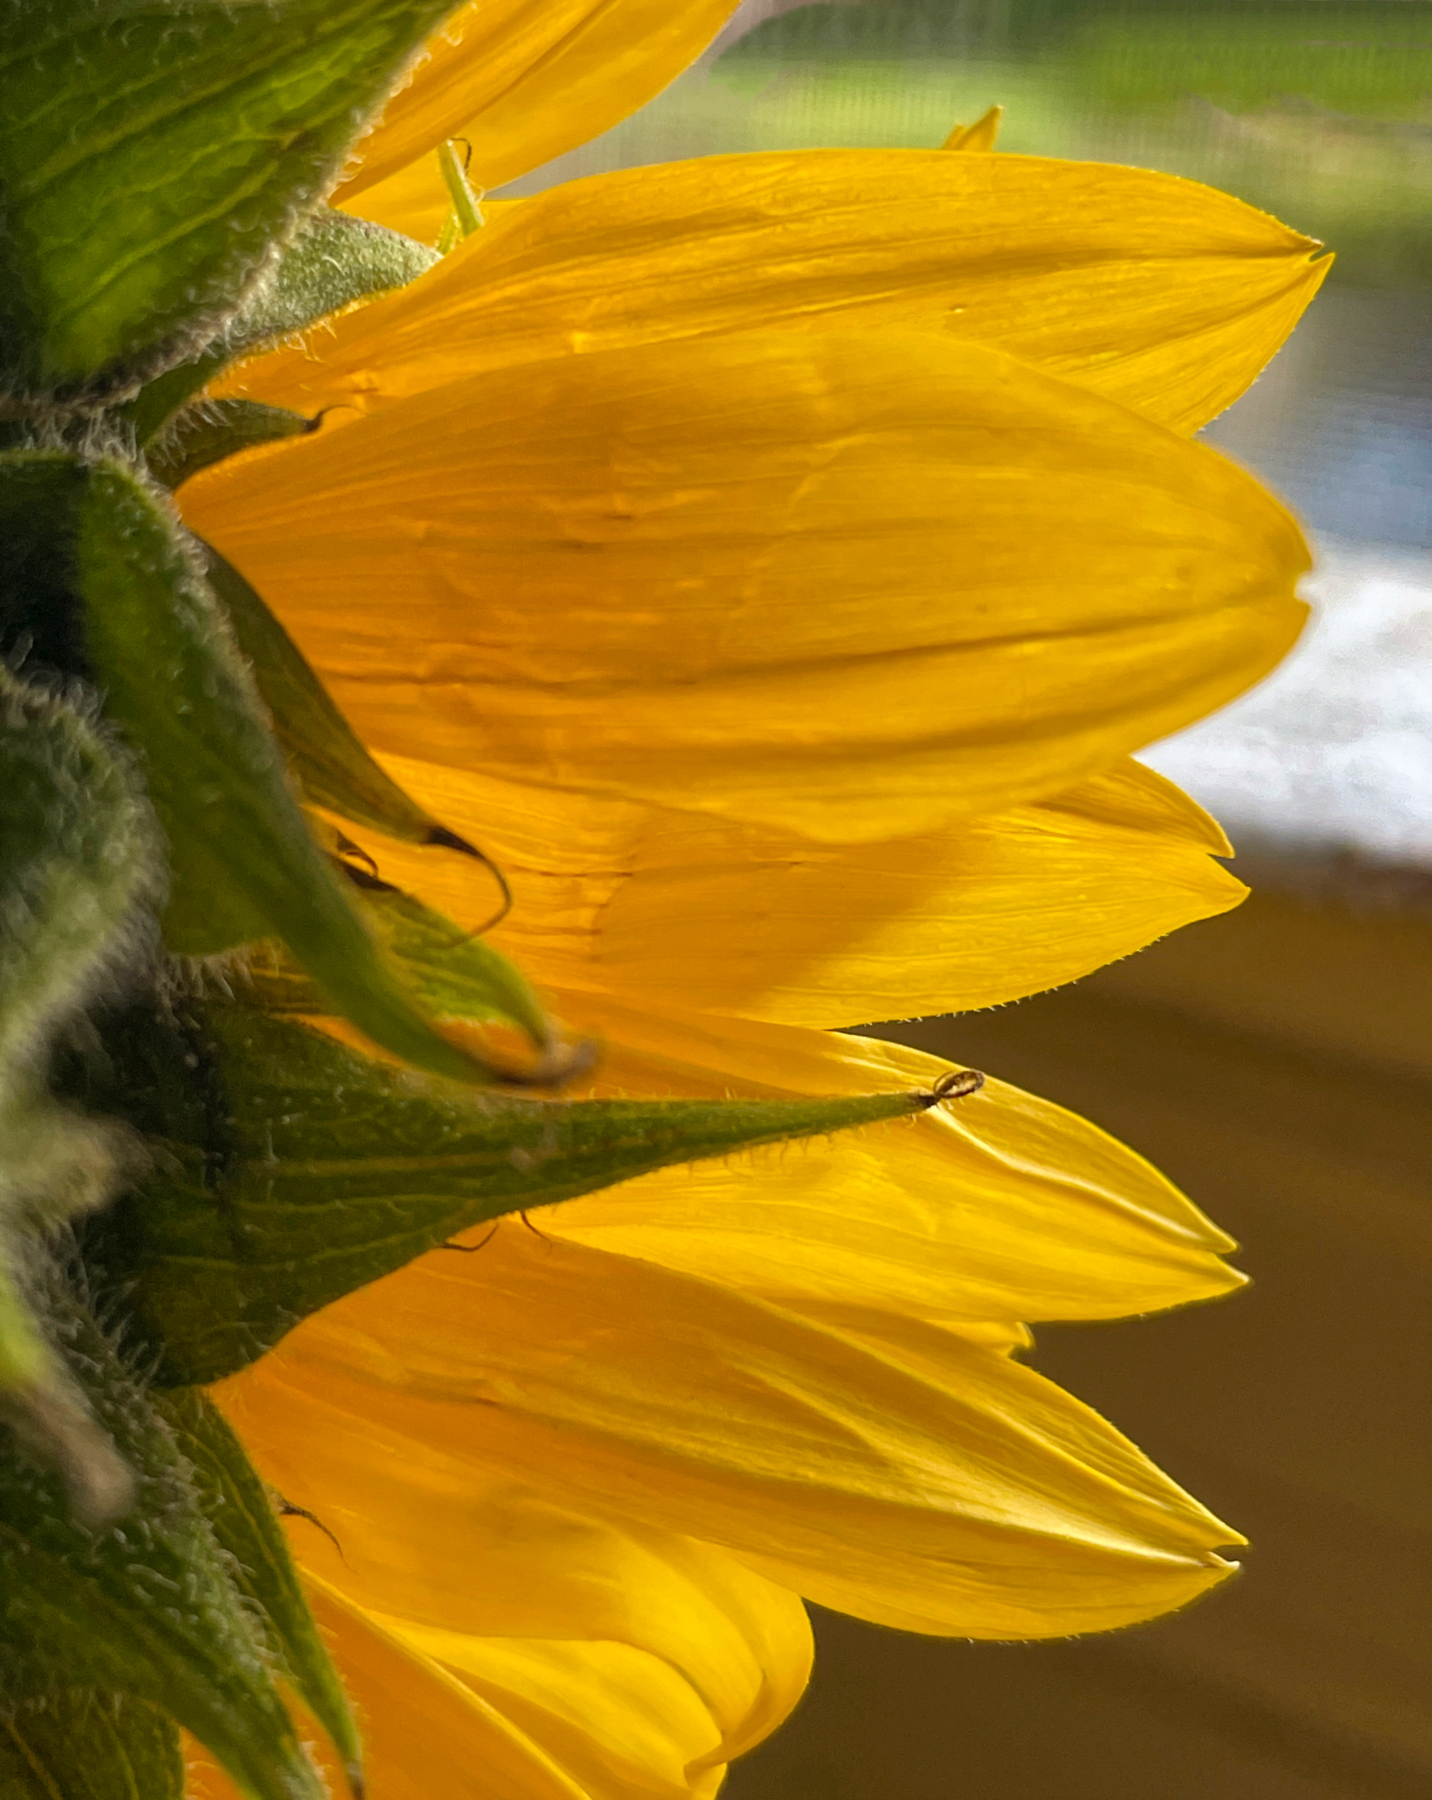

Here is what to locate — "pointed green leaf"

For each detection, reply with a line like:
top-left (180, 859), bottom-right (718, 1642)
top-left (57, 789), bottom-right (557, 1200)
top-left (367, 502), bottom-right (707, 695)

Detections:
top-left (156, 1387), bottom-right (361, 1789)
top-left (0, 449), bottom-right (526, 1089)
top-left (0, 1265), bottom-right (323, 1800)
top-left (231, 207), bottom-right (441, 363)
top-left (348, 872), bottom-right (545, 1039)
top-left (0, 1694), bottom-right (183, 1800)
top-left (250, 848), bottom-right (545, 1048)
top-left (147, 400), bottom-right (314, 493)
top-left (0, 667), bottom-right (158, 1514)
top-left (127, 210), bottom-right (439, 447)
top-left (0, 0), bottom-right (457, 399)
top-left (71, 998), bottom-right (974, 1386)
top-left (203, 540), bottom-right (491, 860)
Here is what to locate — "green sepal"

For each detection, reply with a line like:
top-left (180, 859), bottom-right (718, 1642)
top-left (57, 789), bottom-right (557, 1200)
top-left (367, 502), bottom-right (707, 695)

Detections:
top-left (229, 208), bottom-right (440, 366)
top-left (0, 1693), bottom-right (182, 1800)
top-left (126, 210), bottom-right (439, 448)
top-left (251, 850), bottom-right (545, 1048)
top-left (71, 998), bottom-right (966, 1387)
top-left (147, 400), bottom-right (314, 493)
top-left (156, 1387), bottom-right (361, 1789)
top-left (203, 540), bottom-right (491, 860)
top-left (0, 667), bottom-right (158, 1516)
top-left (350, 872), bottom-right (543, 1037)
top-left (0, 1265), bottom-right (324, 1800)
top-left (0, 449), bottom-right (533, 1089)
top-left (0, 2), bottom-right (456, 400)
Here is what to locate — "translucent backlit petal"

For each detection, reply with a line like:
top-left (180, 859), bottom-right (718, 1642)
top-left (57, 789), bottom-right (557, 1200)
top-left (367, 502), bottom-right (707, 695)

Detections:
top-left (182, 329), bottom-right (1308, 842)
top-left (336, 147), bottom-right (454, 243)
top-left (187, 1494), bottom-right (804, 1798)
top-left (216, 1232), bottom-right (1239, 1639)
top-left (185, 1583), bottom-right (589, 1799)
top-left (206, 1406), bottom-right (812, 1776)
top-left (253, 151), bottom-right (1324, 434)
top-left (338, 754), bottom-right (1245, 1024)
top-left (396, 1628), bottom-right (728, 1799)
top-left (942, 105), bottom-right (1003, 151)
top-left (306, 1580), bottom-right (593, 1799)
top-left (338, 0), bottom-right (741, 198)
top-left (183, 1744), bottom-right (241, 1800)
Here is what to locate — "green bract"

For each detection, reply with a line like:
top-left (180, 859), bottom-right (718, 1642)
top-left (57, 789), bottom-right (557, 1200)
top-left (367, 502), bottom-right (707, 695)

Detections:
top-left (129, 208), bottom-right (440, 448)
top-left (0, 1692), bottom-right (184, 1800)
top-left (0, 1272), bottom-right (330, 1800)
top-left (146, 401), bottom-right (315, 492)
top-left (158, 1387), bottom-right (362, 1785)
top-left (0, 0), bottom-right (452, 401)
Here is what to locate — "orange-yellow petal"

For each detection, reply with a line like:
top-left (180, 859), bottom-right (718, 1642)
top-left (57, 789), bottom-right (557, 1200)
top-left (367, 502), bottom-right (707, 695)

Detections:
top-left (338, 0), bottom-right (741, 199)
top-left (183, 329), bottom-right (1308, 842)
top-left (184, 1744), bottom-right (236, 1800)
top-left (395, 1627), bottom-right (728, 1798)
top-left (942, 105), bottom-right (1003, 151)
top-left (250, 150), bottom-right (1324, 435)
top-left (341, 754), bottom-right (1245, 1025)
top-left (336, 148), bottom-right (455, 243)
top-left (187, 1510), bottom-right (804, 1800)
top-left (183, 1581), bottom-right (587, 1799)
top-left (561, 759), bottom-right (1244, 1023)
top-left (305, 1580), bottom-right (592, 1799)
top-left (285, 994), bottom-right (1239, 1324)
top-left (218, 1231), bottom-right (1238, 1640)
top-left (207, 1403), bottom-right (812, 1777)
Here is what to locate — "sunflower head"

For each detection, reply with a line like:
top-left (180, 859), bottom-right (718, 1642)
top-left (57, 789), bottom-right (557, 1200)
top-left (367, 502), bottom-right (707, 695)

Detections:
top-left (0, 3), bottom-right (1323, 1795)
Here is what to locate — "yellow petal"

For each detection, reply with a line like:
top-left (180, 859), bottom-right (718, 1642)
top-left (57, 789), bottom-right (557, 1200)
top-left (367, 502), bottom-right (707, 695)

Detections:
top-left (510, 997), bottom-right (1243, 1324)
top-left (942, 105), bottom-right (1003, 151)
top-left (338, 0), bottom-right (741, 199)
top-left (218, 1231), bottom-right (1239, 1639)
top-left (184, 1580), bottom-right (591, 1799)
top-left (183, 329), bottom-right (1308, 842)
top-left (397, 1628), bottom-right (728, 1799)
top-left (246, 150), bottom-right (1326, 435)
top-left (210, 1384), bottom-right (812, 1775)
top-left (337, 149), bottom-right (454, 243)
top-left (343, 754), bottom-right (1245, 1024)
top-left (308, 1579), bottom-right (594, 1799)
top-left (183, 1744), bottom-right (241, 1800)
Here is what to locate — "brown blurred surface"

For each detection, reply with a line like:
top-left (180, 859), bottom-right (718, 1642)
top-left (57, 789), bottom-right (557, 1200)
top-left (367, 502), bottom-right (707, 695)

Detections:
top-left (728, 886), bottom-right (1432, 1799)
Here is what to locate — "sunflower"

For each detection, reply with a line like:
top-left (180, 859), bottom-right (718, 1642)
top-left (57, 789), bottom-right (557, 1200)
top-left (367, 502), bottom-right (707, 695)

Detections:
top-left (0, 3), bottom-right (1324, 1795)
top-left (146, 6), bottom-right (1331, 1796)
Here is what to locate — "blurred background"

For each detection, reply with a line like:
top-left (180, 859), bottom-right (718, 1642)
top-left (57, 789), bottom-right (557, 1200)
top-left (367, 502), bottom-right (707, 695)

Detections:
top-left (505, 6), bottom-right (1432, 1796)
